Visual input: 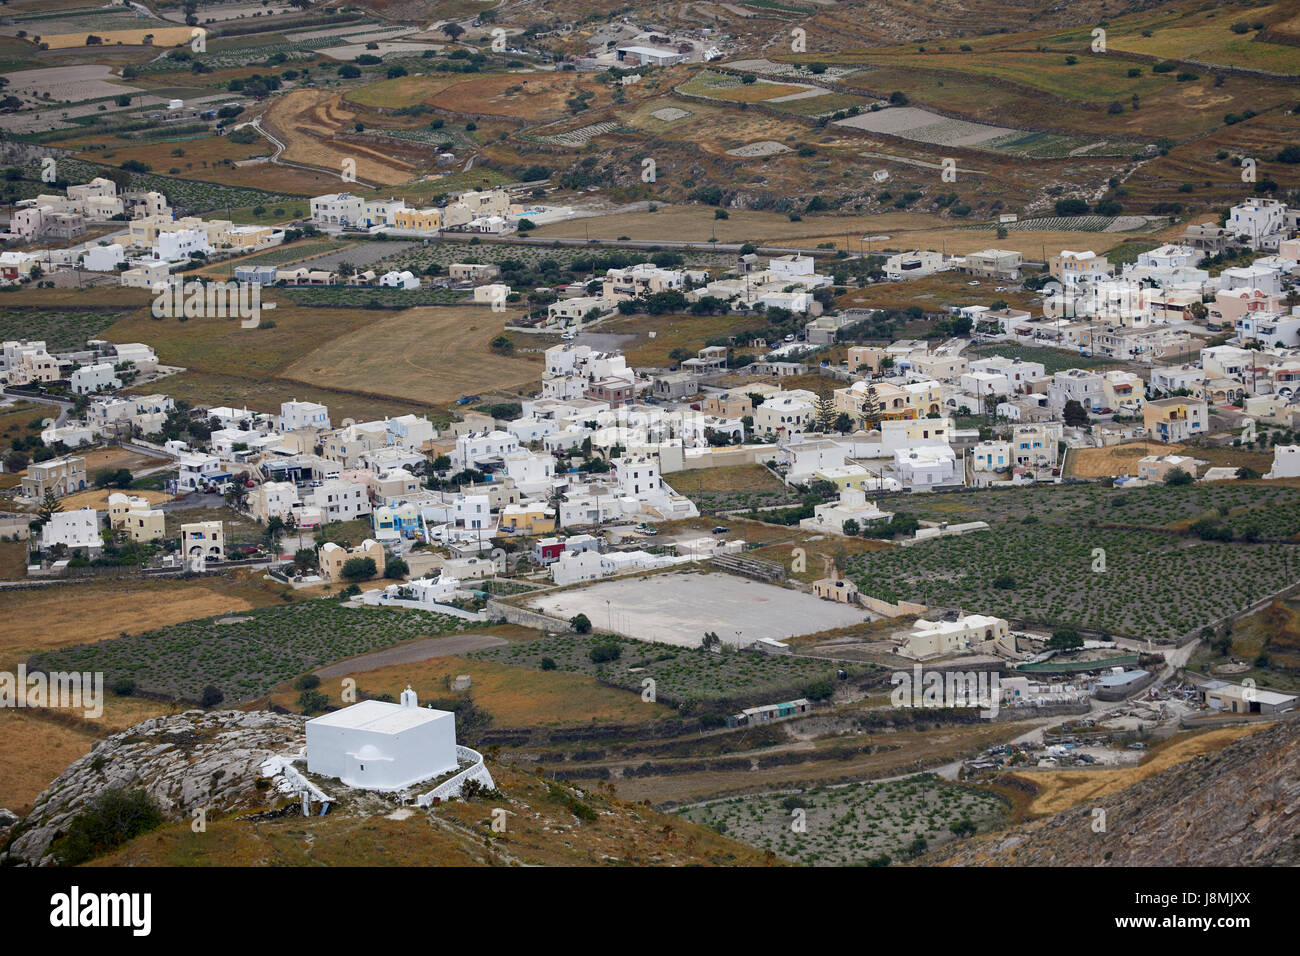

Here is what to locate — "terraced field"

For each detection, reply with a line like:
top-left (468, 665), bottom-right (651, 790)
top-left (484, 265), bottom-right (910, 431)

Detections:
top-left (28, 601), bottom-right (476, 703)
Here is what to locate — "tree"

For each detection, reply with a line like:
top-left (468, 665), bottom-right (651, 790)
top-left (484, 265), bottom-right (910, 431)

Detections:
top-left (833, 413), bottom-right (853, 435)
top-left (441, 22), bottom-right (465, 41)
top-left (53, 788), bottom-right (163, 866)
top-left (294, 547), bottom-right (318, 572)
top-left (1164, 466), bottom-right (1194, 486)
top-left (701, 631), bottom-right (721, 651)
top-left (297, 689), bottom-right (328, 714)
top-left (37, 488), bottom-right (62, 527)
top-left (860, 384), bottom-right (884, 430)
top-left (589, 642), bottom-right (621, 663)
top-left (1062, 399), bottom-right (1090, 427)
top-left (384, 556), bottom-right (409, 579)
top-left (338, 63), bottom-right (361, 79)
top-left (340, 557), bottom-right (378, 581)
top-left (570, 613), bottom-right (592, 634)
top-left (813, 395), bottom-right (836, 433)
top-left (843, 519), bottom-right (860, 536)
top-left (1047, 629), bottom-right (1083, 650)
top-left (950, 818), bottom-right (977, 838)
top-left (93, 468), bottom-right (134, 489)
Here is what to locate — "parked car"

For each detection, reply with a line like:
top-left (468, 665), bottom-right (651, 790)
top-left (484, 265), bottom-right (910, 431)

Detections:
top-left (712, 526), bottom-right (729, 534)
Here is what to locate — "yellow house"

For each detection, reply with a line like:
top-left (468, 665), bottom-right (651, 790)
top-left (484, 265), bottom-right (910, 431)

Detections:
top-left (392, 207), bottom-right (443, 232)
top-left (107, 492), bottom-right (165, 542)
top-left (834, 381), bottom-right (930, 425)
top-left (815, 464), bottom-right (880, 492)
top-left (1143, 397), bottom-right (1208, 443)
top-left (317, 539), bottom-right (386, 582)
top-left (847, 346), bottom-right (886, 375)
top-left (500, 502), bottom-right (555, 535)
top-left (217, 224), bottom-right (275, 250)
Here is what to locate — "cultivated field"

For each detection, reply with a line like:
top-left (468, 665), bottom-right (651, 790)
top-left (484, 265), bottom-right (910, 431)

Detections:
top-left (845, 481), bottom-right (1300, 641)
top-left (28, 600), bottom-right (478, 703)
top-left (271, 652), bottom-right (674, 727)
top-left (469, 628), bottom-right (860, 709)
top-left (281, 305), bottom-right (542, 405)
top-left (680, 774), bottom-right (1007, 865)
top-left (263, 89), bottom-right (424, 186)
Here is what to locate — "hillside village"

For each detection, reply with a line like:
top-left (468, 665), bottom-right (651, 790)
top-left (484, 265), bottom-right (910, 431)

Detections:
top-left (0, 0), bottom-right (1298, 887)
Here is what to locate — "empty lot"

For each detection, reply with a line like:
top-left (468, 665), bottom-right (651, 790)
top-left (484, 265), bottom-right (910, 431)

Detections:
top-left (524, 570), bottom-right (870, 646)
top-left (282, 304), bottom-right (541, 405)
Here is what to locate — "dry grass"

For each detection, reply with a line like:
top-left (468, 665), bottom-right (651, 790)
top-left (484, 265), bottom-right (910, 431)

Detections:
top-left (89, 764), bottom-right (775, 867)
top-left (264, 89), bottom-right (423, 186)
top-left (0, 540), bottom-right (28, 580)
top-left (426, 72), bottom-right (620, 121)
top-left (0, 710), bottom-right (100, 817)
top-left (670, 463), bottom-right (785, 495)
top-left (268, 653), bottom-right (672, 726)
top-left (615, 720), bottom-right (1020, 805)
top-left (608, 311), bottom-right (769, 367)
top-left (57, 487), bottom-right (171, 511)
top-left (1010, 724), bottom-right (1269, 817)
top-left (39, 27), bottom-right (196, 49)
top-left (0, 573), bottom-right (294, 672)
top-left (1065, 440), bottom-right (1275, 479)
top-left (281, 305), bottom-right (542, 405)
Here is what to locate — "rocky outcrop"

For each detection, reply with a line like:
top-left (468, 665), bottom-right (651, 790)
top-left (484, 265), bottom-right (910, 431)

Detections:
top-left (935, 721), bottom-right (1300, 866)
top-left (3, 710), bottom-right (306, 866)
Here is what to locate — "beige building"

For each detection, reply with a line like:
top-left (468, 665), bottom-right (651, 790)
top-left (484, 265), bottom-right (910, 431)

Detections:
top-left (107, 492), bottom-right (165, 542)
top-left (701, 391), bottom-right (754, 419)
top-left (21, 455), bottom-right (87, 500)
top-left (898, 614), bottom-right (1010, 660)
top-left (1136, 455), bottom-right (1200, 482)
top-left (181, 520), bottom-right (225, 564)
top-left (318, 538), bottom-right (386, 582)
top-left (813, 571), bottom-right (859, 604)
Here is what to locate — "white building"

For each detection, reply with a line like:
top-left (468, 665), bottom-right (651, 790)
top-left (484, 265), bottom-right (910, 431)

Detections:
top-left (1228, 197), bottom-right (1288, 250)
top-left (453, 430), bottom-right (520, 471)
top-left (1266, 445), bottom-right (1300, 480)
top-left (69, 362), bottom-right (122, 395)
top-left (305, 687), bottom-right (459, 792)
top-left (379, 270), bottom-right (420, 290)
top-left (885, 250), bottom-right (949, 281)
top-left (41, 508), bottom-right (100, 552)
top-left (310, 192), bottom-right (366, 228)
top-left (154, 228), bottom-right (211, 262)
top-left (799, 489), bottom-right (893, 535)
top-left (893, 446), bottom-right (959, 490)
top-left (304, 478), bottom-right (371, 522)
top-left (82, 243), bottom-right (125, 272)
top-left (278, 399), bottom-right (331, 433)
top-left (899, 614), bottom-right (1010, 660)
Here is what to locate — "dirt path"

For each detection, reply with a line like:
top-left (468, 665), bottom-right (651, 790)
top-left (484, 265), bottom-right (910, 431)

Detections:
top-left (313, 634), bottom-right (508, 678)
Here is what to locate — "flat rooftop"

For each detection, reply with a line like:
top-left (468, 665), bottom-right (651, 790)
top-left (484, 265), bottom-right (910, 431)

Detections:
top-left (307, 699), bottom-right (449, 733)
